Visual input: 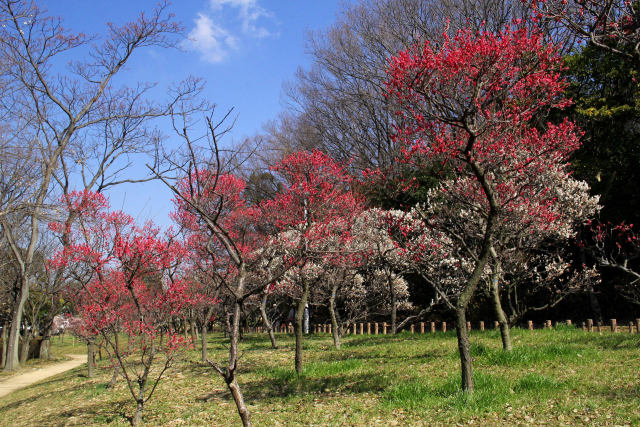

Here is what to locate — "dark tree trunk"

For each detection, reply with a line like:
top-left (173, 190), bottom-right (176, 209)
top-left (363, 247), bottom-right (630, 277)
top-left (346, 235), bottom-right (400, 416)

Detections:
top-left (489, 248), bottom-right (512, 351)
top-left (329, 282), bottom-right (341, 349)
top-left (294, 281), bottom-right (310, 374)
top-left (454, 307), bottom-right (474, 392)
top-left (259, 291), bottom-right (278, 349)
top-left (451, 157), bottom-right (498, 393)
top-left (390, 277), bottom-right (397, 334)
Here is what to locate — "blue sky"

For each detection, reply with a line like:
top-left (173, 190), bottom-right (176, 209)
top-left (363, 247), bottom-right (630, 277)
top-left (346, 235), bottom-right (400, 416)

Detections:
top-left (42, 0), bottom-right (349, 228)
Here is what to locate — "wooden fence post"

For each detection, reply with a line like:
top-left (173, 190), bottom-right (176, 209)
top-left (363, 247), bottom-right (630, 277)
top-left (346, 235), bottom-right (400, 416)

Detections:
top-left (527, 320), bottom-right (533, 331)
top-left (587, 319), bottom-right (593, 332)
top-left (353, 323), bottom-right (357, 335)
top-left (546, 320), bottom-right (552, 329)
top-left (466, 321), bottom-right (471, 332)
top-left (567, 319), bottom-right (572, 326)
top-left (494, 321), bottom-right (499, 329)
top-left (442, 322), bottom-right (447, 333)
top-left (359, 323), bottom-right (364, 335)
top-left (610, 319), bottom-right (617, 333)
top-left (629, 321), bottom-right (634, 333)
top-left (367, 322), bottom-right (371, 334)
top-left (410, 324), bottom-right (415, 334)
top-left (420, 322), bottom-right (425, 334)
top-left (328, 324), bottom-right (332, 334)
top-left (374, 323), bottom-right (379, 335)
top-left (636, 319), bottom-right (640, 334)
top-left (383, 322), bottom-right (388, 334)
top-left (480, 321), bottom-right (485, 331)
top-left (430, 322), bottom-right (436, 333)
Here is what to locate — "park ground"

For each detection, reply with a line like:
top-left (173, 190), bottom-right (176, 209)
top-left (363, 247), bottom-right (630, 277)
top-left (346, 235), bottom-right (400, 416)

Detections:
top-left (0, 327), bottom-right (638, 426)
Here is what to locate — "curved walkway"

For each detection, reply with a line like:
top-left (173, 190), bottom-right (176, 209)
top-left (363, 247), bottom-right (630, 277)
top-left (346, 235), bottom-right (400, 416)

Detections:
top-left (0, 354), bottom-right (86, 399)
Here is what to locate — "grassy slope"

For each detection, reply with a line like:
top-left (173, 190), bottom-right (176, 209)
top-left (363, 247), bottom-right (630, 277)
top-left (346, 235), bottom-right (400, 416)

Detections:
top-left (0, 328), bottom-right (638, 426)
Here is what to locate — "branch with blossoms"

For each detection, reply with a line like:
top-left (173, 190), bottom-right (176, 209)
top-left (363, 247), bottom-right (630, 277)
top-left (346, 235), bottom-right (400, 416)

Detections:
top-left (49, 191), bottom-right (201, 426)
top-left (386, 24), bottom-right (583, 391)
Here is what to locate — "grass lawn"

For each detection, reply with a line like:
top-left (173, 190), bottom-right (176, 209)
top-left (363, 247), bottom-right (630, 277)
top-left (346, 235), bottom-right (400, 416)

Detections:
top-left (0, 327), bottom-right (638, 426)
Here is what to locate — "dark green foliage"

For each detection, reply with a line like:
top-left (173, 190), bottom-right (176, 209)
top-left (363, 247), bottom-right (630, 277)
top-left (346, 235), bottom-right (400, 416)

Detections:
top-left (565, 43), bottom-right (640, 225)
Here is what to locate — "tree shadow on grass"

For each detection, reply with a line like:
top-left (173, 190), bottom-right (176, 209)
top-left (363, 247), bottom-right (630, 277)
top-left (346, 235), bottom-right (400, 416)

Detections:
top-left (243, 369), bottom-right (391, 400)
top-left (316, 348), bottom-right (443, 364)
top-left (37, 397), bottom-right (131, 426)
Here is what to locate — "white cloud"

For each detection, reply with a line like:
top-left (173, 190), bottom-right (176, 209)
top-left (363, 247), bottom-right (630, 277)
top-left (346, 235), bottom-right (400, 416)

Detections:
top-left (183, 13), bottom-right (238, 63)
top-left (209, 0), bottom-right (275, 38)
top-left (184, 1), bottom-right (276, 64)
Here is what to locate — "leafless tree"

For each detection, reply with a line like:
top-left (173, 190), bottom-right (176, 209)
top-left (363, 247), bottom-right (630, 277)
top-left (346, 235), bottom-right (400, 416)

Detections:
top-left (0, 0), bottom-right (193, 371)
top-left (531, 0), bottom-right (639, 64)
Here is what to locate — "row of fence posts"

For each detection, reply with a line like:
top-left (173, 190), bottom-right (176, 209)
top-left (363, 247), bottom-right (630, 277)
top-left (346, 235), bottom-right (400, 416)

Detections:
top-left (244, 318), bottom-right (640, 335)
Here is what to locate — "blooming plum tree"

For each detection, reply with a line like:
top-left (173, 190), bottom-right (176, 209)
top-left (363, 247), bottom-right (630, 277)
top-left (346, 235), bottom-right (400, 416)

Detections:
top-left (159, 115), bottom-right (299, 427)
top-left (386, 26), bottom-right (582, 392)
top-left (262, 150), bottom-right (365, 373)
top-left (49, 191), bottom-right (199, 426)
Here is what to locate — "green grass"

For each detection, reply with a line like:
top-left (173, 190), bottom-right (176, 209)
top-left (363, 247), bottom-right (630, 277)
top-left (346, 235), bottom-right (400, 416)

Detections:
top-left (1, 328), bottom-right (639, 426)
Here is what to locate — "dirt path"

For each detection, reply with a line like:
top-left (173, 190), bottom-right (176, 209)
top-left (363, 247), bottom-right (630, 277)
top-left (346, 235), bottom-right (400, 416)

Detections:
top-left (0, 354), bottom-right (86, 399)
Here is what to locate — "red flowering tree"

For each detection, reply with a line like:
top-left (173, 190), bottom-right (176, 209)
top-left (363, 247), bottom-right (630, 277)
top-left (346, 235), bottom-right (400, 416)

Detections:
top-left (50, 191), bottom-right (197, 426)
top-left (262, 150), bottom-right (365, 374)
top-left (386, 26), bottom-right (582, 392)
top-left (161, 115), bottom-right (299, 427)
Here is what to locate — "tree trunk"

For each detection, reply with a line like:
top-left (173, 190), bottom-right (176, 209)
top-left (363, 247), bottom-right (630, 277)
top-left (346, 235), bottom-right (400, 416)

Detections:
top-left (452, 158), bottom-right (498, 393)
top-left (454, 307), bottom-right (474, 392)
top-left (87, 341), bottom-right (96, 378)
top-left (107, 365), bottom-right (120, 388)
top-left (132, 400), bottom-right (144, 426)
top-left (294, 281), bottom-right (310, 374)
top-left (189, 316), bottom-right (197, 344)
top-left (4, 277), bottom-right (29, 371)
top-left (228, 377), bottom-right (252, 427)
top-left (1, 321), bottom-right (7, 368)
top-left (39, 336), bottom-right (51, 360)
top-left (201, 321), bottom-right (209, 362)
top-left (329, 283), bottom-right (341, 350)
top-left (38, 305), bottom-right (57, 360)
top-left (222, 268), bottom-right (252, 427)
top-left (259, 291), bottom-right (278, 349)
top-left (390, 277), bottom-right (397, 334)
top-left (19, 328), bottom-right (32, 365)
top-left (132, 385), bottom-right (145, 427)
top-left (489, 247), bottom-right (512, 351)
